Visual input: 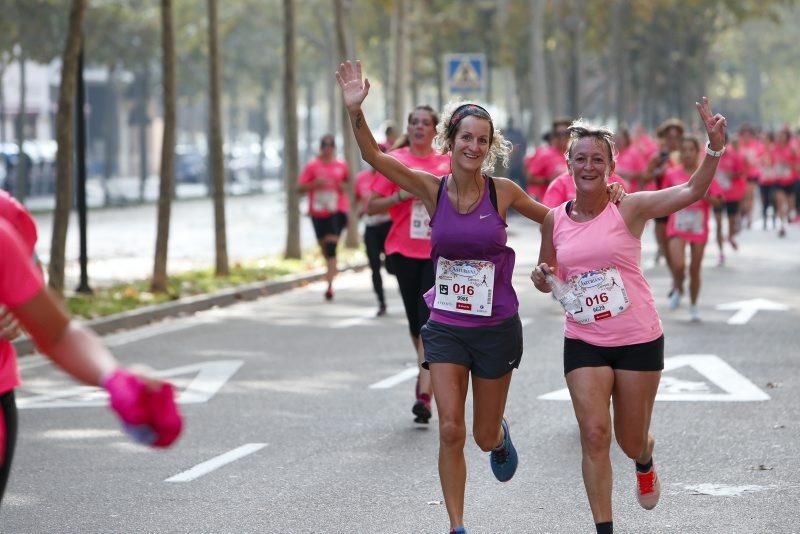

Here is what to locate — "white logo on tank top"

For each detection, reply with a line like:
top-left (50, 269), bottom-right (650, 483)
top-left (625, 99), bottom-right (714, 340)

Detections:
top-left (479, 214), bottom-right (491, 219)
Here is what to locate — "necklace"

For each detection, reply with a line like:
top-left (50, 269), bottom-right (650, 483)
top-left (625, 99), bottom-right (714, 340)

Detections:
top-left (453, 174), bottom-right (482, 214)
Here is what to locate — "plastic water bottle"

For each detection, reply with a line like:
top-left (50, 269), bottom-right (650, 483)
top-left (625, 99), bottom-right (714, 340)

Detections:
top-left (546, 273), bottom-right (582, 314)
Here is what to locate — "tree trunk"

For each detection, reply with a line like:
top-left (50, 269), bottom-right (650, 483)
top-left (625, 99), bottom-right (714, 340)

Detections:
top-left (567, 1), bottom-right (583, 118)
top-left (528, 0), bottom-right (548, 142)
top-left (257, 68), bottom-right (270, 181)
top-left (333, 0), bottom-right (360, 249)
top-left (48, 0), bottom-right (86, 295)
top-left (138, 66), bottom-right (150, 203)
top-left (0, 64), bottom-right (5, 144)
top-left (390, 0), bottom-right (407, 127)
top-left (152, 0), bottom-right (177, 293)
top-left (283, 0), bottom-right (301, 259)
top-left (15, 49), bottom-right (27, 204)
top-left (304, 79), bottom-right (315, 164)
top-left (102, 62), bottom-right (119, 206)
top-left (322, 21), bottom-right (337, 135)
top-left (207, 0), bottom-right (229, 275)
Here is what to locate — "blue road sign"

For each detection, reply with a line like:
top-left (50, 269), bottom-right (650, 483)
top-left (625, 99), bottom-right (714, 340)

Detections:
top-left (444, 53), bottom-right (486, 94)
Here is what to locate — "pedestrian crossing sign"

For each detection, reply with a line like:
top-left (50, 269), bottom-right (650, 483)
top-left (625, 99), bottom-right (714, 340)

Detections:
top-left (445, 53), bottom-right (486, 94)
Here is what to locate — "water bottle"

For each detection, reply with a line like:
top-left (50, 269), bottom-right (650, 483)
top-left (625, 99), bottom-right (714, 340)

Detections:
top-left (546, 272), bottom-right (582, 314)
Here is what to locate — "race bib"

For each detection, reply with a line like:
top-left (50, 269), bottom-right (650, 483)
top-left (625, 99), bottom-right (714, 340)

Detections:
top-left (433, 258), bottom-right (494, 317)
top-left (716, 170), bottom-right (731, 190)
top-left (409, 198), bottom-right (431, 240)
top-left (673, 208), bottom-right (704, 235)
top-left (312, 190), bottom-right (338, 212)
top-left (567, 266), bottom-right (630, 324)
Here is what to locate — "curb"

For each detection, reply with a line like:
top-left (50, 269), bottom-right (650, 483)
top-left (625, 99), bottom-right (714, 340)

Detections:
top-left (14, 262), bottom-right (368, 356)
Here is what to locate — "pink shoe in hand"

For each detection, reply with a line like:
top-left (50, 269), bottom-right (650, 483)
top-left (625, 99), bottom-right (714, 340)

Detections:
top-left (104, 369), bottom-right (183, 448)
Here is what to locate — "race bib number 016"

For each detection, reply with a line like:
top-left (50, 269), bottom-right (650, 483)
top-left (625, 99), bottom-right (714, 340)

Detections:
top-left (567, 266), bottom-right (630, 324)
top-left (410, 199), bottom-right (431, 240)
top-left (433, 258), bottom-right (495, 317)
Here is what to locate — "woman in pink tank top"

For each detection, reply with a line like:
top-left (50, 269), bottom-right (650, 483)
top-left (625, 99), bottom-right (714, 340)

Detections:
top-left (532, 98), bottom-right (727, 534)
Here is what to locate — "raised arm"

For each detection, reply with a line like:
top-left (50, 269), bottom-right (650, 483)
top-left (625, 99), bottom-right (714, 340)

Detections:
top-left (336, 61), bottom-right (439, 206)
top-left (621, 97), bottom-right (727, 226)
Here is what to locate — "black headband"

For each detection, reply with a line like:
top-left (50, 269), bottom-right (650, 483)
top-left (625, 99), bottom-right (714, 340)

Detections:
top-left (446, 103), bottom-right (493, 141)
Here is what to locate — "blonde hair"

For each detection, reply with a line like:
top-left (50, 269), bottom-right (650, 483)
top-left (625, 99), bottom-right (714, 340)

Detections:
top-left (566, 119), bottom-right (617, 162)
top-left (434, 100), bottom-right (512, 172)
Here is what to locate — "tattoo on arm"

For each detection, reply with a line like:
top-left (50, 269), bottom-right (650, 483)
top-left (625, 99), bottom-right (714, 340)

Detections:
top-left (355, 112), bottom-right (363, 130)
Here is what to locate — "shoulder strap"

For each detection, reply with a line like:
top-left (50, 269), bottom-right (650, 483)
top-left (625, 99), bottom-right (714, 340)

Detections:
top-left (488, 176), bottom-right (498, 212)
top-left (565, 199), bottom-right (574, 215)
top-left (437, 175), bottom-right (446, 200)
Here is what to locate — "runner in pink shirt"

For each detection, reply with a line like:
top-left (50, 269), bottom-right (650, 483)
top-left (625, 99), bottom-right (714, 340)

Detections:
top-left (737, 124), bottom-right (765, 229)
top-left (644, 118), bottom-right (684, 274)
top-left (0, 220), bottom-right (182, 505)
top-left (766, 129), bottom-right (797, 237)
top-left (525, 118), bottom-right (571, 200)
top-left (367, 105), bottom-right (450, 424)
top-left (355, 167), bottom-right (392, 316)
top-left (614, 129), bottom-right (648, 192)
top-left (297, 134), bottom-right (350, 300)
top-left (712, 134), bottom-right (747, 264)
top-left (532, 100), bottom-right (727, 534)
top-left (663, 137), bottom-right (724, 319)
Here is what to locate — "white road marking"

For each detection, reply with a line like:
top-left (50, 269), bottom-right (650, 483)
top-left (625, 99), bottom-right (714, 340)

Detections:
top-left (17, 360), bottom-right (244, 409)
top-left (165, 443), bottom-right (267, 483)
top-left (539, 354), bottom-right (769, 402)
top-left (520, 317), bottom-right (533, 328)
top-left (715, 298), bottom-right (789, 325)
top-left (18, 320), bottom-right (201, 369)
top-left (369, 367), bottom-right (419, 389)
top-left (682, 483), bottom-right (768, 497)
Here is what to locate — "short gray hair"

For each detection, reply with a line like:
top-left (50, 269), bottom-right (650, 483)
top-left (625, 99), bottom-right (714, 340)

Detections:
top-left (566, 119), bottom-right (616, 162)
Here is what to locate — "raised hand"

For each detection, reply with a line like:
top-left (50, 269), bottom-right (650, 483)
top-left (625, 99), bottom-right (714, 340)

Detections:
top-left (695, 96), bottom-right (726, 150)
top-left (335, 60), bottom-right (370, 112)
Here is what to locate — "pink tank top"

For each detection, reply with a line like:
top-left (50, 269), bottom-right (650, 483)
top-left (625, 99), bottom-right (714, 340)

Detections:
top-left (552, 201), bottom-right (662, 347)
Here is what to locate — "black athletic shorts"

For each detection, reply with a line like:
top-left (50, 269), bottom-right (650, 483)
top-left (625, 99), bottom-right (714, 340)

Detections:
top-left (0, 389), bottom-right (18, 505)
top-left (311, 212), bottom-right (347, 240)
top-left (655, 216), bottom-right (668, 224)
top-left (421, 314), bottom-right (523, 380)
top-left (563, 335), bottom-right (664, 375)
top-left (713, 200), bottom-right (740, 216)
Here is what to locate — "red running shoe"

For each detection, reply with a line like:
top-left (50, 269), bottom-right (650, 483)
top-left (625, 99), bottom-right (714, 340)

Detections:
top-left (635, 464), bottom-right (661, 510)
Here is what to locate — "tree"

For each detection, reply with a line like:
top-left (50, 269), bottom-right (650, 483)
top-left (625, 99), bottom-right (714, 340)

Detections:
top-left (283, 0), bottom-right (301, 259)
top-left (207, 0), bottom-right (229, 275)
top-left (333, 0), bottom-right (361, 249)
top-left (152, 0), bottom-right (177, 292)
top-left (48, 0), bottom-right (86, 296)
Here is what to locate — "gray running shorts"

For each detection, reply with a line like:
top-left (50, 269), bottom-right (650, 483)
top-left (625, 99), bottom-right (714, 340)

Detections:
top-left (421, 314), bottom-right (523, 379)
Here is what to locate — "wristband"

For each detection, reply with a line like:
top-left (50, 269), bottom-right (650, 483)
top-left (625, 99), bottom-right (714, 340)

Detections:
top-left (705, 143), bottom-right (725, 158)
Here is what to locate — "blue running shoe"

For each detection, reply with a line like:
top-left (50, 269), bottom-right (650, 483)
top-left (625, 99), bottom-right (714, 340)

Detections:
top-left (449, 527), bottom-right (467, 534)
top-left (490, 417), bottom-right (518, 482)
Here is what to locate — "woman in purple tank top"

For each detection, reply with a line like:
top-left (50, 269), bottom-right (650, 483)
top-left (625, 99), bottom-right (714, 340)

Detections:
top-left (531, 98), bottom-right (727, 534)
top-left (337, 60), bottom-right (623, 533)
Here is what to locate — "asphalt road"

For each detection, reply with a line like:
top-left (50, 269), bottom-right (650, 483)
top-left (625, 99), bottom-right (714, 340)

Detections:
top-left (3, 216), bottom-right (799, 533)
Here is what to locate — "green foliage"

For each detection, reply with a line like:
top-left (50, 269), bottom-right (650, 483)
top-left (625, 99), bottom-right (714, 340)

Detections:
top-left (65, 247), bottom-right (367, 319)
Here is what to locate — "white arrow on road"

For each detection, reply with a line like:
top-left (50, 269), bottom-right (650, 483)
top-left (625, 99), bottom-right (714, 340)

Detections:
top-left (17, 360), bottom-right (243, 409)
top-left (539, 354), bottom-right (769, 402)
top-left (715, 298), bottom-right (789, 325)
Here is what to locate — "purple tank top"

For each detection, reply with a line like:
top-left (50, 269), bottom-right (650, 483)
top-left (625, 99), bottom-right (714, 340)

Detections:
top-left (423, 175), bottom-right (518, 327)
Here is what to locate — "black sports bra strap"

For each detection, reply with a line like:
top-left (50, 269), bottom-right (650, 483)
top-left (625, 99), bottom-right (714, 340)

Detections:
top-left (487, 175), bottom-right (498, 212)
top-left (437, 175), bottom-right (446, 200)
